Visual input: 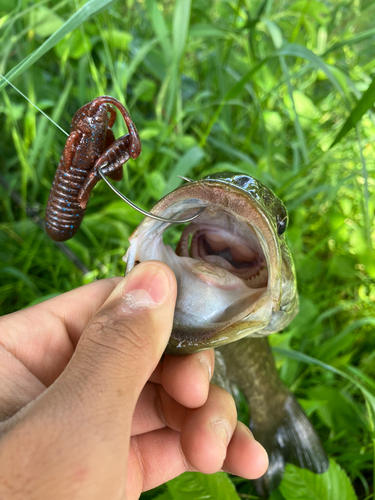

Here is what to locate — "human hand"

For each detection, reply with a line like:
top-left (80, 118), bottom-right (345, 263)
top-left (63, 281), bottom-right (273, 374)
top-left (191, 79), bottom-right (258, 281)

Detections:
top-left (0, 261), bottom-right (268, 499)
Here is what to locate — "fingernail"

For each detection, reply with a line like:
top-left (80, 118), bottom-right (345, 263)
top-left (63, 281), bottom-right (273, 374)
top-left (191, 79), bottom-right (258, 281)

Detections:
top-left (122, 263), bottom-right (171, 306)
top-left (211, 419), bottom-right (231, 452)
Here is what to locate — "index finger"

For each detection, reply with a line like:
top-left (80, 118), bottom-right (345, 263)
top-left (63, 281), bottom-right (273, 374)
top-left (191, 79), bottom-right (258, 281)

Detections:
top-left (0, 277), bottom-right (121, 385)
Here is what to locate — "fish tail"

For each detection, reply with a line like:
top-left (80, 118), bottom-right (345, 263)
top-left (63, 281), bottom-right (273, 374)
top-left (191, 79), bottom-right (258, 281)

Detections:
top-left (251, 393), bottom-right (329, 497)
top-left (218, 338), bottom-right (329, 497)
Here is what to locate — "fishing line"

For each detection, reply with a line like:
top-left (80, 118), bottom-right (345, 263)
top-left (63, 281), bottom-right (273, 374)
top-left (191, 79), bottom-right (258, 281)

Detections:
top-left (0, 74), bottom-right (69, 136)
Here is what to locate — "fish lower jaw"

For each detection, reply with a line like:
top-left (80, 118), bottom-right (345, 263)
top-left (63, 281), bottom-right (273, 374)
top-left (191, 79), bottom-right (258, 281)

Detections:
top-left (125, 228), bottom-right (272, 340)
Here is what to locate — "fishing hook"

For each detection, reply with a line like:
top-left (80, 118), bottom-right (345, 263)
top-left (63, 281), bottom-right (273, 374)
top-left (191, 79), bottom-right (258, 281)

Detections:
top-left (98, 165), bottom-right (205, 224)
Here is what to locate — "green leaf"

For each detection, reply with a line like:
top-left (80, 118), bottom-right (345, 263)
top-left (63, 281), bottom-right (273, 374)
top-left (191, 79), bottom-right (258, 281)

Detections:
top-left (284, 90), bottom-right (319, 123)
top-left (324, 27), bottom-right (375, 55)
top-left (133, 78), bottom-right (157, 102)
top-left (55, 29), bottom-right (92, 60)
top-left (317, 317), bottom-right (375, 361)
top-left (162, 146), bottom-right (205, 196)
top-left (290, 0), bottom-right (330, 25)
top-left (0, 0), bottom-right (116, 90)
top-left (279, 459), bottom-right (357, 500)
top-left (273, 347), bottom-right (375, 429)
top-left (101, 28), bottom-right (133, 50)
top-left (166, 471), bottom-right (240, 500)
top-left (145, 0), bottom-right (172, 61)
top-left (172, 0), bottom-right (192, 62)
top-left (277, 43), bottom-right (347, 101)
top-left (30, 5), bottom-right (64, 38)
top-left (330, 78), bottom-right (375, 148)
top-left (190, 24), bottom-right (229, 38)
top-left (146, 171), bottom-right (166, 199)
top-left (125, 38), bottom-right (159, 84)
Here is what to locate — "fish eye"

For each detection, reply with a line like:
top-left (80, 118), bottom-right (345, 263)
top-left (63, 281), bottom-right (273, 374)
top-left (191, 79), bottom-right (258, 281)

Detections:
top-left (277, 217), bottom-right (288, 236)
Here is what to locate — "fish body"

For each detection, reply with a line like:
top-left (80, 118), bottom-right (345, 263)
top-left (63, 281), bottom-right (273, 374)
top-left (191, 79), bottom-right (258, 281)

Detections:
top-left (123, 172), bottom-right (328, 496)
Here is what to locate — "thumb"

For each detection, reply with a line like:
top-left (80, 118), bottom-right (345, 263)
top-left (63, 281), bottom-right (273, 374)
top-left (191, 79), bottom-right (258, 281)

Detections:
top-left (63, 260), bottom-right (177, 407)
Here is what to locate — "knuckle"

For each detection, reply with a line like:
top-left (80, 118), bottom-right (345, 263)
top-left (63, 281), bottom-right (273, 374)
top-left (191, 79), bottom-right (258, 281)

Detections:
top-left (83, 311), bottom-right (153, 361)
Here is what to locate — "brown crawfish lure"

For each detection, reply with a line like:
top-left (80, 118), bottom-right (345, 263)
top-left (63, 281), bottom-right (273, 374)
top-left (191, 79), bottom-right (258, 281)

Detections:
top-left (45, 96), bottom-right (141, 242)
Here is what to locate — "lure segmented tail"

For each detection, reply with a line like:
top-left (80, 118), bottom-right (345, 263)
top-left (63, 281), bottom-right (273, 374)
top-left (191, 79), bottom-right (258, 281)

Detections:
top-left (45, 156), bottom-right (89, 241)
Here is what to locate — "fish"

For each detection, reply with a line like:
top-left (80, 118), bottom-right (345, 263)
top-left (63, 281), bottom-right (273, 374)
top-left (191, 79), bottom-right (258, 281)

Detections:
top-left (123, 172), bottom-right (329, 496)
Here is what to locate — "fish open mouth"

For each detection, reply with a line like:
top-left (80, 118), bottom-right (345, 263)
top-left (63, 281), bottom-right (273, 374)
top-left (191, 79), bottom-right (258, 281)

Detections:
top-left (176, 221), bottom-right (268, 288)
top-left (124, 179), bottom-right (287, 352)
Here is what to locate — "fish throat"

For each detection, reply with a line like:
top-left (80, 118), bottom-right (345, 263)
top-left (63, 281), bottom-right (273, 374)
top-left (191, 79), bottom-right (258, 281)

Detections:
top-left (177, 221), bottom-right (268, 287)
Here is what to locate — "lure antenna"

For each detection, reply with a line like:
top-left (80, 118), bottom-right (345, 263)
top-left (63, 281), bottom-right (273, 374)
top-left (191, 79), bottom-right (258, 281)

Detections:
top-left (98, 165), bottom-right (205, 224)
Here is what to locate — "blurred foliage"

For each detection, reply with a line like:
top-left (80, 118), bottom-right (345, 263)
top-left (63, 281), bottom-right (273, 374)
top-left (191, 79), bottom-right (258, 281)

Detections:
top-left (0, 0), bottom-right (375, 498)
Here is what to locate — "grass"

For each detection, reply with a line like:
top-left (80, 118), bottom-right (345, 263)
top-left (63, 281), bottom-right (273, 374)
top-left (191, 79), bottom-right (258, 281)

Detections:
top-left (0, 0), bottom-right (374, 498)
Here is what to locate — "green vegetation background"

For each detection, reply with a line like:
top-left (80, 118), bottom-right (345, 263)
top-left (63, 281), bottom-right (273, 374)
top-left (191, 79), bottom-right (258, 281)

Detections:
top-left (0, 0), bottom-right (374, 498)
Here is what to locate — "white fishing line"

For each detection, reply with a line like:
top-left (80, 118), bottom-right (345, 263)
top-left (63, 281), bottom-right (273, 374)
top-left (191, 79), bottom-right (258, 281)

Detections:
top-left (0, 74), bottom-right (69, 137)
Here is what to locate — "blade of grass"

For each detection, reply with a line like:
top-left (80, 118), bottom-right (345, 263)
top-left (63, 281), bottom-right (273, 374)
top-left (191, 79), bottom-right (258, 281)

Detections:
top-left (160, 0), bottom-right (192, 125)
top-left (208, 137), bottom-right (257, 166)
top-left (0, 267), bottom-right (40, 294)
top-left (278, 43), bottom-right (349, 103)
top-left (125, 38), bottom-right (159, 84)
top-left (201, 42), bottom-right (349, 148)
top-left (2, 91), bottom-right (33, 203)
top-left (273, 347), bottom-right (375, 432)
top-left (356, 125), bottom-right (371, 246)
top-left (33, 78), bottom-right (73, 184)
top-left (324, 27), bottom-right (375, 55)
top-left (145, 0), bottom-right (172, 62)
top-left (317, 318), bottom-right (375, 361)
top-left (172, 0), bottom-right (192, 63)
top-left (266, 22), bottom-right (309, 164)
top-left (279, 55), bottom-right (309, 164)
top-left (0, 0), bottom-right (117, 91)
top-left (199, 57), bottom-right (270, 147)
top-left (330, 78), bottom-right (375, 148)
top-left (162, 146), bottom-right (205, 196)
top-left (290, 0), bottom-right (310, 43)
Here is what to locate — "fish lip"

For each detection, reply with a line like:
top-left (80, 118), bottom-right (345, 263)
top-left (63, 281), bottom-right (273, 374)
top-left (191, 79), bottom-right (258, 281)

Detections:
top-left (125, 179), bottom-right (292, 352)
